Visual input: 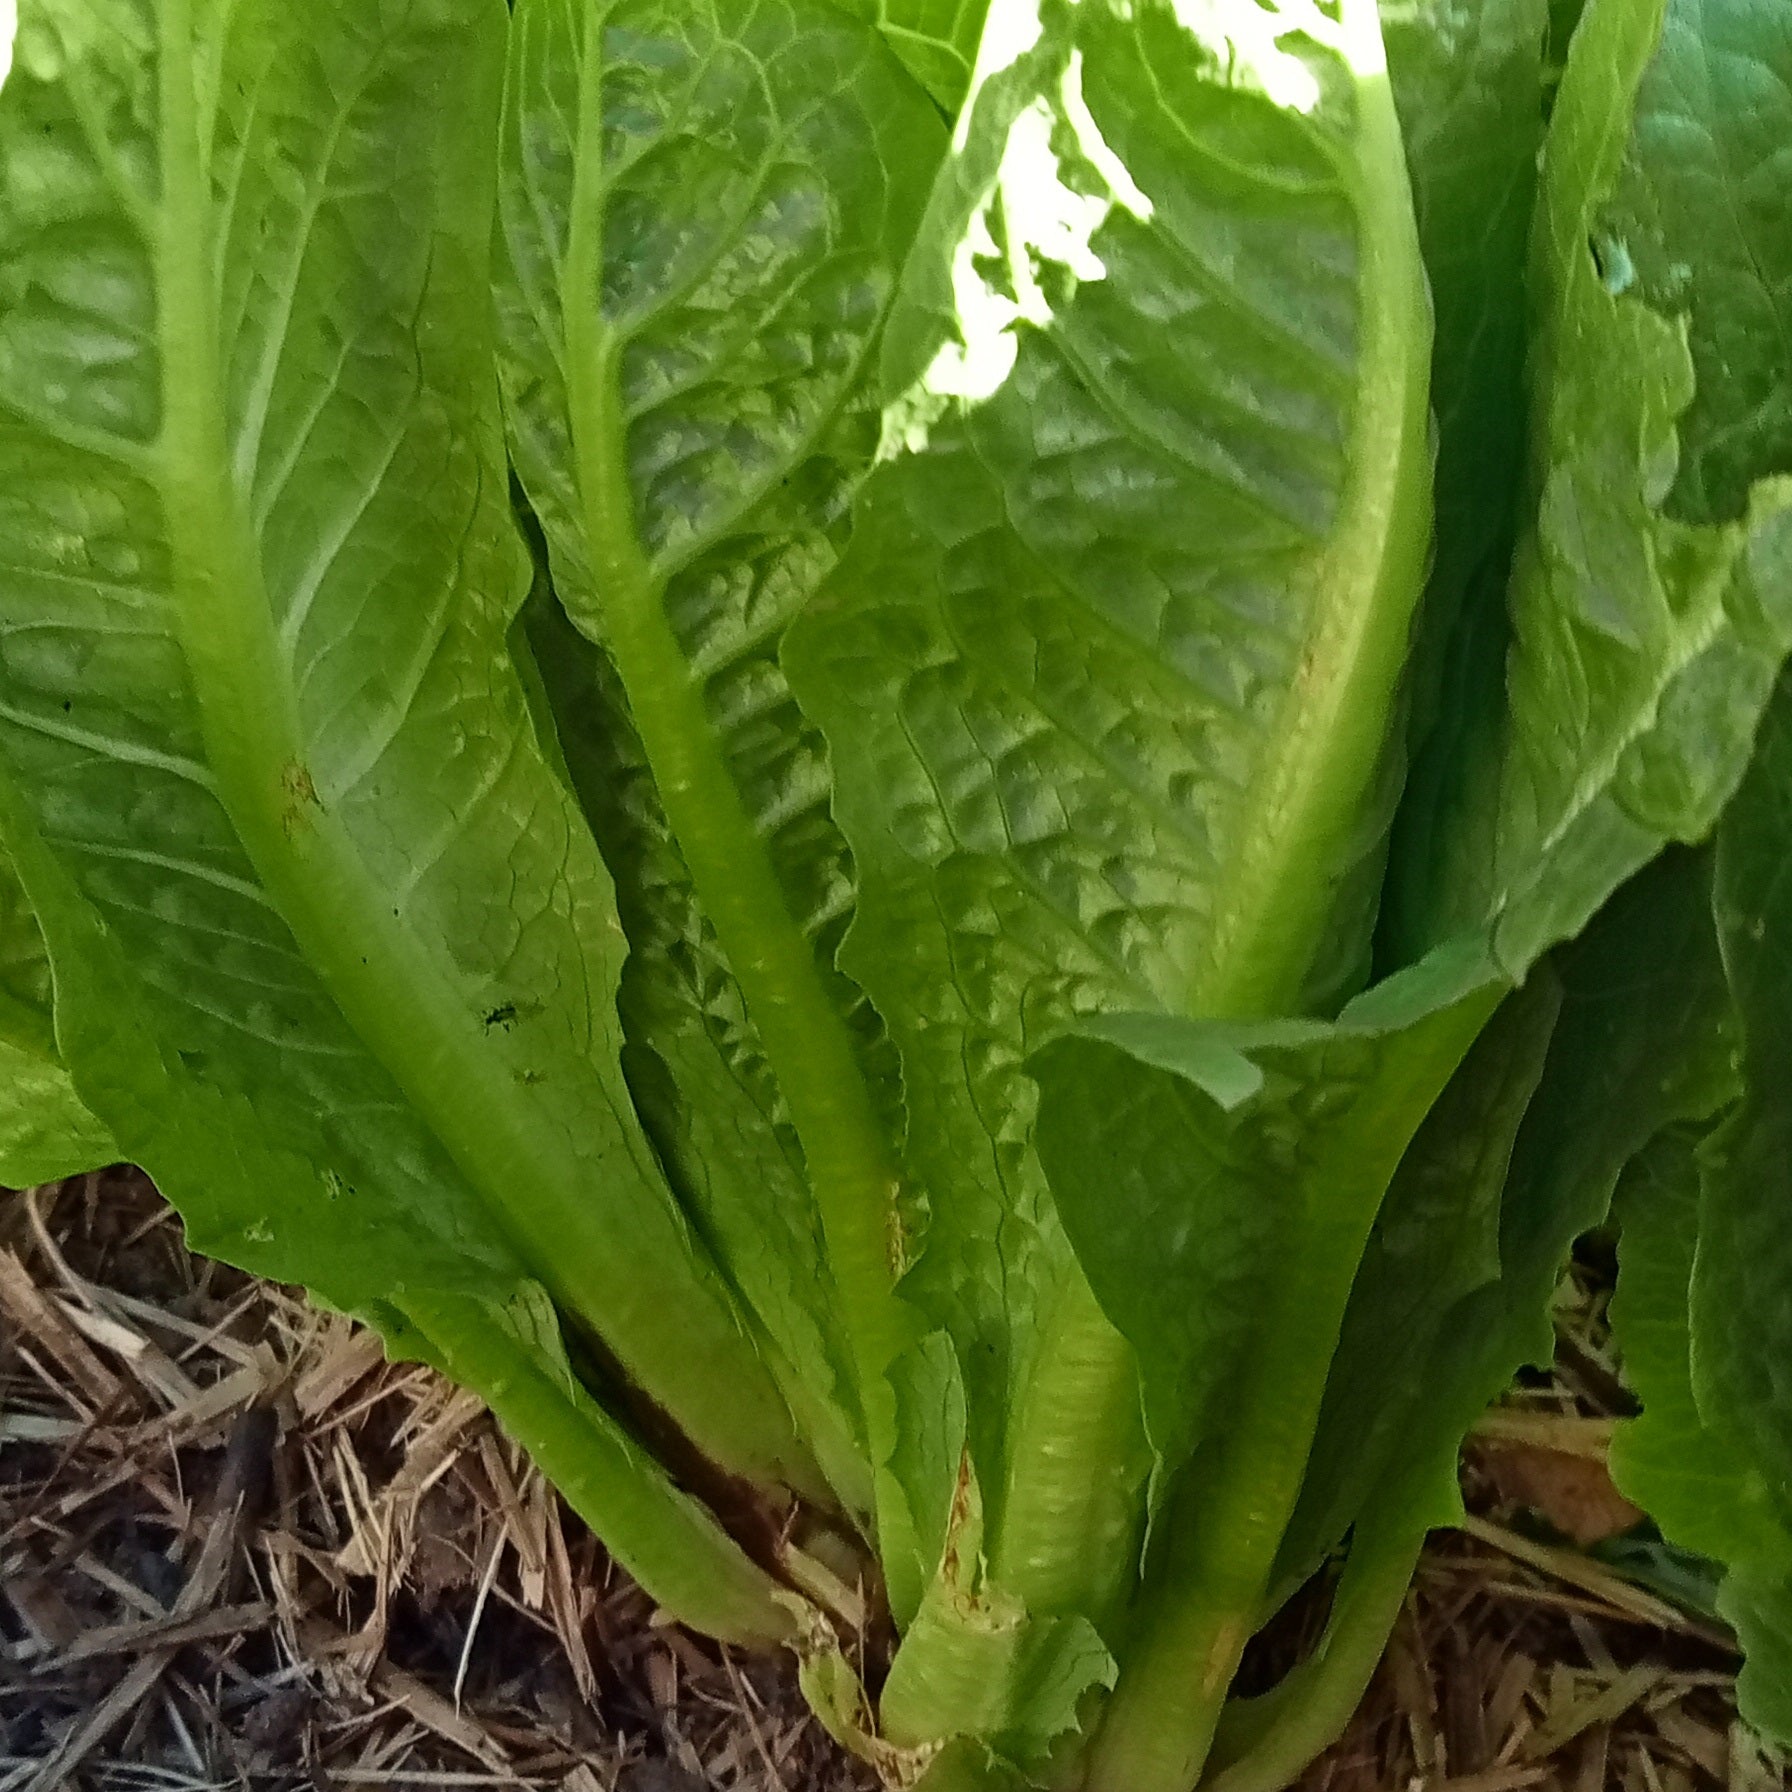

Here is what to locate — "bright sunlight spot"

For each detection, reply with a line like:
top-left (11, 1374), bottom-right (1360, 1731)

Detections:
top-left (883, 0), bottom-right (1386, 459)
top-left (883, 40), bottom-right (1151, 458)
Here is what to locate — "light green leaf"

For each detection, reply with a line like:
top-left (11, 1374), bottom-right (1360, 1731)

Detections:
top-left (785, 0), bottom-right (1433, 1585)
top-left (1273, 963), bottom-right (1562, 1585)
top-left (1397, 0), bottom-right (1792, 971)
top-left (0, 839), bottom-right (113, 1185)
top-left (0, 1033), bottom-right (115, 1188)
top-left (0, 0), bottom-right (819, 1622)
top-left (520, 581), bottom-right (870, 1519)
top-left (875, 1443), bottom-right (1116, 1777)
top-left (1037, 947), bottom-right (1498, 1792)
top-left (0, 838), bottom-right (54, 1059)
top-left (839, 0), bottom-right (990, 110)
top-left (1721, 1566), bottom-right (1792, 1750)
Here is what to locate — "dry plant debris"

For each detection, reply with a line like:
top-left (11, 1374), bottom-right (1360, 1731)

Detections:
top-left (0, 1174), bottom-right (1780, 1792)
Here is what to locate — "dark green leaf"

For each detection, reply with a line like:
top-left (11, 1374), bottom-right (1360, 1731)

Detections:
top-left (1376, 0), bottom-right (1550, 970)
top-left (1395, 0), bottom-right (1792, 971)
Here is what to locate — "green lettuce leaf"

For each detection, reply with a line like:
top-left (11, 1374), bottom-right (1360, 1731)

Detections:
top-left (786, 0), bottom-right (1433, 1590)
top-left (1610, 1126), bottom-right (1792, 1744)
top-left (844, 0), bottom-right (990, 110)
top-left (1392, 0), bottom-right (1792, 971)
top-left (784, 0), bottom-right (1441, 1768)
top-left (1244, 848), bottom-right (1740, 1789)
top-left (1701, 684), bottom-right (1792, 1551)
top-left (519, 580), bottom-right (871, 1517)
top-left (1032, 947), bottom-right (1498, 1498)
top-left (1375, 0), bottom-right (1549, 967)
top-left (0, 0), bottom-right (812, 1635)
top-left (1030, 946), bottom-right (1497, 1792)
top-left (0, 1033), bottom-right (115, 1189)
top-left (495, 0), bottom-right (946, 1553)
top-left (1609, 675), bottom-right (1792, 1746)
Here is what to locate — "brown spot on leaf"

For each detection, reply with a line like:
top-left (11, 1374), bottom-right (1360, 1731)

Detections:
top-left (280, 760), bottom-right (319, 835)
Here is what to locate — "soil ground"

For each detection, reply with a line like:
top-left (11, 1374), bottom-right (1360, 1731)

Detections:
top-left (0, 1172), bottom-right (1780, 1792)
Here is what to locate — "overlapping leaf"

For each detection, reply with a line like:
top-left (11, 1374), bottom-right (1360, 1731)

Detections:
top-left (1610, 1123), bottom-right (1792, 1747)
top-left (1605, 674), bottom-right (1792, 1746)
top-left (0, 846), bottom-right (112, 1185)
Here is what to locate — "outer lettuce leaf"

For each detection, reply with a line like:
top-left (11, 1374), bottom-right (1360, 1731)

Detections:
top-left (1032, 947), bottom-right (1497, 1496)
top-left (1610, 1127), bottom-right (1792, 1746)
top-left (1608, 677), bottom-right (1792, 1746)
top-left (520, 584), bottom-right (869, 1517)
top-left (1249, 0), bottom-right (1792, 1766)
top-left (0, 0), bottom-right (812, 1635)
top-left (1702, 684), bottom-right (1792, 1555)
top-left (786, 0), bottom-right (1433, 1602)
top-left (1028, 948), bottom-right (1497, 1792)
top-left (0, 839), bottom-right (53, 1056)
top-left (1391, 0), bottom-right (1792, 971)
top-left (0, 1032), bottom-right (116, 1189)
top-left (495, 0), bottom-right (944, 1550)
top-left (1632, 26), bottom-right (1792, 1718)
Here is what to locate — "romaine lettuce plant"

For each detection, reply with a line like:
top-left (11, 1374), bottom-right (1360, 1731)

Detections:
top-left (0, 0), bottom-right (1787, 1785)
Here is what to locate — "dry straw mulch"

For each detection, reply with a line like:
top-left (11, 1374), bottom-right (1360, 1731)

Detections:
top-left (0, 1172), bottom-right (1781, 1791)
